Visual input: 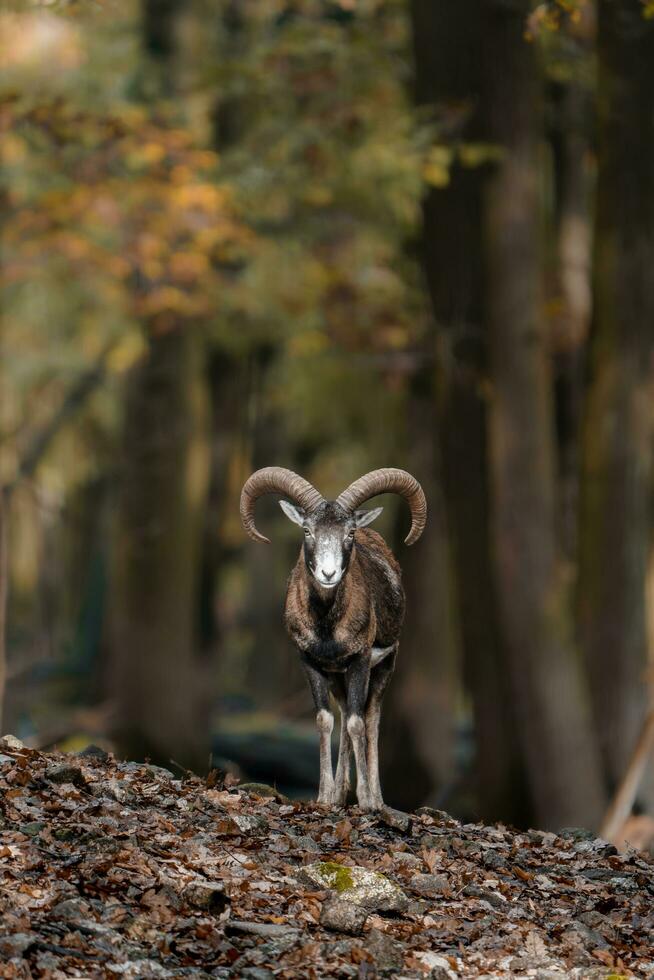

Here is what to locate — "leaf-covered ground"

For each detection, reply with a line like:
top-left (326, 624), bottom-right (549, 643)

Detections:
top-left (1, 737), bottom-right (653, 979)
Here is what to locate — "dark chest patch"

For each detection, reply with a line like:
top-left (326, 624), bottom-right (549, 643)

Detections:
top-left (303, 642), bottom-right (356, 672)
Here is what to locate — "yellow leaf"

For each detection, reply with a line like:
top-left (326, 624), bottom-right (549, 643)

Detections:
top-left (107, 333), bottom-right (147, 375)
top-left (2, 134), bottom-right (26, 164)
top-left (459, 142), bottom-right (505, 168)
top-left (423, 163), bottom-right (450, 188)
top-left (288, 331), bottom-right (329, 357)
top-left (169, 251), bottom-right (209, 283)
top-left (303, 185), bottom-right (334, 207)
top-left (423, 145), bottom-right (453, 187)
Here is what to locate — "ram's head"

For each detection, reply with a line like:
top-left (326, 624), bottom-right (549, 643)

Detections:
top-left (240, 467), bottom-right (426, 588)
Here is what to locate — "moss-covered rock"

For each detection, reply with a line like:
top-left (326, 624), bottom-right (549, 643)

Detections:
top-left (298, 861), bottom-right (408, 913)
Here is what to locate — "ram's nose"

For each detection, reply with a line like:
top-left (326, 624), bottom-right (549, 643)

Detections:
top-left (323, 569), bottom-right (336, 581)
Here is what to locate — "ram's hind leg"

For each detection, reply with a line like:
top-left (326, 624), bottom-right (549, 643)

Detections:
top-left (366, 645), bottom-right (397, 810)
top-left (329, 676), bottom-right (351, 806)
top-left (345, 658), bottom-right (373, 811)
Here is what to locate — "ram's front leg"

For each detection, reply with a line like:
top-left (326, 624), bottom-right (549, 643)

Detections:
top-left (345, 657), bottom-right (373, 811)
top-left (302, 660), bottom-right (335, 804)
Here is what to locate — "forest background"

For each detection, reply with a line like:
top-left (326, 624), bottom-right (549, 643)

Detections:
top-left (1, 0), bottom-right (653, 837)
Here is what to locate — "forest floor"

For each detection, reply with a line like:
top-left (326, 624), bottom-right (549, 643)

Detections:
top-left (0, 737), bottom-right (653, 979)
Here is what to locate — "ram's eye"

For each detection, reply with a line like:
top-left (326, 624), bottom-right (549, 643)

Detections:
top-left (303, 527), bottom-right (311, 536)
top-left (347, 529), bottom-right (355, 539)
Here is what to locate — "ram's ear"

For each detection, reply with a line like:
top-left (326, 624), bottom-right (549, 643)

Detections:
top-left (279, 500), bottom-right (306, 527)
top-left (354, 506), bottom-right (383, 528)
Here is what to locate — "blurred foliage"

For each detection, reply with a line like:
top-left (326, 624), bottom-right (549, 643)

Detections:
top-left (5, 0), bottom-right (649, 827)
top-left (0, 0), bottom-right (432, 730)
top-left (1, 0), bottom-right (434, 488)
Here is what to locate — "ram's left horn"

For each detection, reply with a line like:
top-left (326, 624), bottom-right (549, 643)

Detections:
top-left (336, 468), bottom-right (426, 545)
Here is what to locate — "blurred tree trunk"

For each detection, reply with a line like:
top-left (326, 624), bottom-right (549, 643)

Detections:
top-left (550, 71), bottom-right (593, 558)
top-left (197, 2), bottom-right (250, 668)
top-left (0, 491), bottom-right (7, 731)
top-left (578, 2), bottom-right (654, 805)
top-left (409, 0), bottom-right (528, 824)
top-left (241, 350), bottom-right (300, 710)
top-left (112, 328), bottom-right (210, 770)
top-left (111, 0), bottom-right (210, 770)
top-left (484, 0), bottom-right (605, 829)
top-left (381, 371), bottom-right (459, 812)
top-left (197, 350), bottom-right (245, 657)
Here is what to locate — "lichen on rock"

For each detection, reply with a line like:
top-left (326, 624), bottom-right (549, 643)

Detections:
top-left (299, 861), bottom-right (408, 913)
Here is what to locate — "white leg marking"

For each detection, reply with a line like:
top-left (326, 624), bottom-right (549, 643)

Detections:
top-left (365, 702), bottom-right (383, 809)
top-left (316, 709), bottom-right (335, 803)
top-left (347, 714), bottom-right (373, 810)
top-left (370, 645), bottom-right (394, 668)
top-left (334, 707), bottom-right (351, 805)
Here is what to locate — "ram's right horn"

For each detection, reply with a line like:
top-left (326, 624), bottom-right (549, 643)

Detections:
top-left (240, 467), bottom-right (324, 544)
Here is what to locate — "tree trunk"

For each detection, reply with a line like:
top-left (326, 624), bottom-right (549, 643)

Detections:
top-left (484, 0), bottom-right (605, 829)
top-left (197, 350), bottom-right (246, 658)
top-left (0, 491), bottom-right (7, 732)
top-left (109, 0), bottom-right (211, 770)
top-left (381, 373), bottom-right (460, 813)
top-left (549, 74), bottom-right (593, 559)
top-left (578, 1), bottom-right (654, 806)
top-left (240, 350), bottom-right (301, 711)
top-left (111, 328), bottom-right (210, 770)
top-left (409, 0), bottom-right (528, 824)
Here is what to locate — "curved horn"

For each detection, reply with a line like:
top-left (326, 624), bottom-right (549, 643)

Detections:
top-left (336, 468), bottom-right (427, 545)
top-left (240, 467), bottom-right (323, 544)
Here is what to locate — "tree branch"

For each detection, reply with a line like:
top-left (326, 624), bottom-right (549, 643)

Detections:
top-left (3, 341), bottom-right (115, 500)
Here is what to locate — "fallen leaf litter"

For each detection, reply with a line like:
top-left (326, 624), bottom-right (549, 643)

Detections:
top-left (1, 736), bottom-right (653, 978)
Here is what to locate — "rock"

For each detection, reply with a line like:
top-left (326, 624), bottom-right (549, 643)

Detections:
top-left (227, 920), bottom-right (298, 939)
top-left (415, 806), bottom-right (455, 824)
top-left (409, 873), bottom-right (449, 898)
top-left (392, 852), bottom-right (423, 870)
top-left (320, 898), bottom-right (368, 935)
top-left (52, 827), bottom-right (78, 842)
top-left (299, 862), bottom-right (408, 913)
top-left (45, 764), bottom-right (88, 787)
top-left (19, 821), bottom-right (45, 837)
top-left (365, 927), bottom-right (404, 970)
top-left (570, 920), bottom-right (609, 948)
top-left (106, 959), bottom-right (174, 976)
top-left (411, 951), bottom-right (457, 976)
top-left (482, 849), bottom-right (507, 871)
top-left (78, 744), bottom-right (110, 760)
top-left (406, 899), bottom-right (431, 917)
top-left (462, 884), bottom-right (505, 908)
top-left (0, 753), bottom-right (15, 766)
top-left (143, 763), bottom-right (174, 780)
top-left (51, 897), bottom-right (92, 920)
top-left (0, 933), bottom-right (35, 957)
top-left (100, 777), bottom-right (130, 802)
top-left (34, 952), bottom-right (61, 973)
top-left (213, 811), bottom-right (267, 835)
top-left (379, 806), bottom-right (411, 833)
top-left (0, 734), bottom-right (25, 752)
top-left (182, 880), bottom-right (229, 914)
top-left (239, 782), bottom-right (290, 803)
top-left (232, 812), bottom-right (267, 833)
top-left (558, 827), bottom-right (596, 842)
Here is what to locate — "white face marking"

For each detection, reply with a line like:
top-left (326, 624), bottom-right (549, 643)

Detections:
top-left (313, 532), bottom-right (344, 588)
